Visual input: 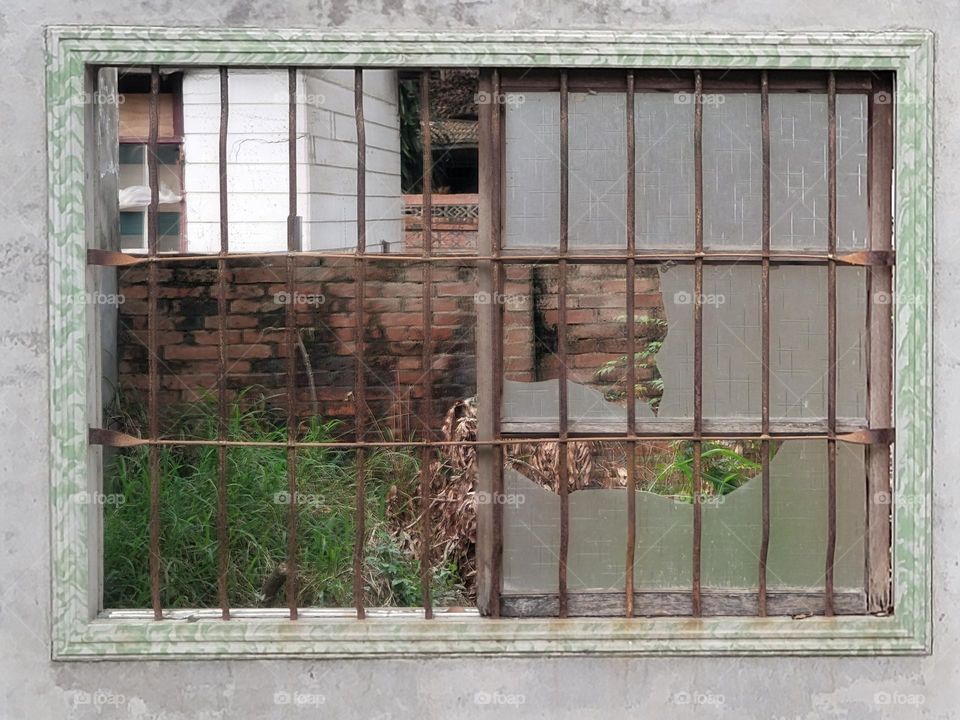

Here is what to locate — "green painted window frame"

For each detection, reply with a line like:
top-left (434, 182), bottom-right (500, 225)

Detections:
top-left (46, 26), bottom-right (933, 659)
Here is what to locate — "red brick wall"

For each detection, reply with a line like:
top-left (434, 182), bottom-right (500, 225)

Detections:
top-left (115, 257), bottom-right (665, 438)
top-left (116, 257), bottom-right (478, 439)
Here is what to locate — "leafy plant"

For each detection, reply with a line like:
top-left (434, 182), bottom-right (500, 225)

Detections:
top-left (399, 78), bottom-right (425, 193)
top-left (648, 440), bottom-right (766, 501)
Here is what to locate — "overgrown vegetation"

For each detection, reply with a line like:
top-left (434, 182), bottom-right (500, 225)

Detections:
top-left (648, 440), bottom-right (767, 501)
top-left (102, 392), bottom-right (467, 609)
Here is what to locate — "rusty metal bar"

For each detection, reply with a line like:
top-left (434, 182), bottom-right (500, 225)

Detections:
top-left (87, 248), bottom-right (894, 267)
top-left (692, 69), bottom-right (704, 618)
top-left (825, 72), bottom-right (838, 617)
top-left (758, 70), bottom-right (771, 618)
top-left (146, 65), bottom-right (162, 621)
top-left (90, 428), bottom-right (892, 450)
top-left (490, 68), bottom-right (505, 619)
top-left (285, 67), bottom-right (299, 620)
top-left (216, 66), bottom-right (231, 620)
top-left (419, 70), bottom-right (434, 619)
top-left (352, 68), bottom-right (368, 620)
top-left (557, 70), bottom-right (570, 618)
top-left (624, 70), bottom-right (637, 618)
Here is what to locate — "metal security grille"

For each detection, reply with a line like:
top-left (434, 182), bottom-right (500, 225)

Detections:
top-left (89, 65), bottom-right (895, 621)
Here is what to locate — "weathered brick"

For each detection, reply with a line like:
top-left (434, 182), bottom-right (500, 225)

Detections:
top-left (164, 345), bottom-right (219, 361)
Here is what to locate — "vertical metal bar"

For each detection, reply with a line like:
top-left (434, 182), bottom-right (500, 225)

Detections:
top-left (692, 69), bottom-right (704, 618)
top-left (146, 65), bottom-right (162, 621)
top-left (285, 67), bottom-right (299, 620)
top-left (825, 71), bottom-right (838, 617)
top-left (624, 70), bottom-right (637, 618)
top-left (216, 67), bottom-right (231, 620)
top-left (866, 75), bottom-right (894, 613)
top-left (490, 69), bottom-right (505, 619)
top-left (557, 70), bottom-right (570, 618)
top-left (419, 70), bottom-right (434, 619)
top-left (352, 68), bottom-right (368, 620)
top-left (758, 70), bottom-right (771, 617)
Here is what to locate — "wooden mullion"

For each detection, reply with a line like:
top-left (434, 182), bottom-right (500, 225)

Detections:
top-left (866, 74), bottom-right (895, 613)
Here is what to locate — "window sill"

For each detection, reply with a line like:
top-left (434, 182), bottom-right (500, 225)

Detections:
top-left (52, 611), bottom-right (926, 659)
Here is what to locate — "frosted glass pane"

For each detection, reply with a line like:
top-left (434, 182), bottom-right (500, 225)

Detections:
top-left (652, 266), bottom-right (866, 425)
top-left (770, 94), bottom-right (829, 250)
top-left (702, 266), bottom-right (763, 418)
top-left (837, 94), bottom-right (869, 251)
top-left (504, 93), bottom-right (560, 248)
top-left (837, 267), bottom-right (868, 421)
top-left (769, 266), bottom-right (867, 422)
top-left (635, 93), bottom-right (695, 248)
top-left (769, 93), bottom-right (869, 251)
top-left (770, 266), bottom-right (828, 418)
top-left (504, 91), bottom-right (867, 252)
top-left (703, 94), bottom-right (762, 249)
top-left (569, 93), bottom-right (627, 249)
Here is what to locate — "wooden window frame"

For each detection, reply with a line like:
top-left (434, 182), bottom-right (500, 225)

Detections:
top-left (477, 68), bottom-right (894, 620)
top-left (47, 27), bottom-right (932, 658)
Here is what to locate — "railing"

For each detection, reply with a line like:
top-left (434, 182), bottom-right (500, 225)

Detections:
top-left (402, 193), bottom-right (479, 230)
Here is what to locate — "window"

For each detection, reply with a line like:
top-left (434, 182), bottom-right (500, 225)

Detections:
top-left (487, 69), bottom-right (891, 618)
top-left (117, 72), bottom-right (184, 253)
top-left (48, 28), bottom-right (932, 657)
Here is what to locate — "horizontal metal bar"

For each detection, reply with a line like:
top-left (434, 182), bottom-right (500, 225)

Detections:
top-left (87, 248), bottom-right (143, 266)
top-left (89, 427), bottom-right (895, 449)
top-left (836, 250), bottom-right (896, 267)
top-left (837, 428), bottom-right (895, 445)
top-left (85, 248), bottom-right (896, 267)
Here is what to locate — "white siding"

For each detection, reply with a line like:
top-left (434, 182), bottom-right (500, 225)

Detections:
top-left (181, 68), bottom-right (402, 253)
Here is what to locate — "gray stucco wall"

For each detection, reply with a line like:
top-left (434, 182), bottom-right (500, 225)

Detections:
top-left (0, 2), bottom-right (955, 718)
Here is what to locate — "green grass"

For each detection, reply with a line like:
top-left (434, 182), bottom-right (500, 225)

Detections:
top-left (648, 440), bottom-right (765, 500)
top-left (103, 393), bottom-right (466, 609)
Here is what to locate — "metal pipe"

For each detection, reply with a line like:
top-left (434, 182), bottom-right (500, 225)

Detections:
top-left (147, 65), bottom-right (162, 621)
top-left (624, 70), bottom-right (637, 618)
top-left (691, 69), bottom-right (704, 618)
top-left (353, 67), bottom-right (368, 620)
top-left (419, 70), bottom-right (435, 620)
top-left (216, 66), bottom-right (231, 620)
top-left (285, 67), bottom-right (300, 620)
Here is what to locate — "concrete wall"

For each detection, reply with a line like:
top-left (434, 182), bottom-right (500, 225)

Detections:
top-left (1, 4), bottom-right (957, 720)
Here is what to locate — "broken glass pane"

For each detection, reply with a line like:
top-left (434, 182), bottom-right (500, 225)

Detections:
top-left (501, 439), bottom-right (864, 595)
top-left (501, 263), bottom-right (689, 432)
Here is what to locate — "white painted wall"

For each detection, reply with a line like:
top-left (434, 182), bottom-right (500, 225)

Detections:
top-left (181, 68), bottom-right (402, 252)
